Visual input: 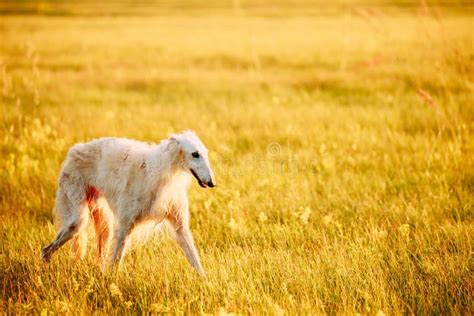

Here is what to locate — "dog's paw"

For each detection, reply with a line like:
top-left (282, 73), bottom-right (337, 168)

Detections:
top-left (41, 246), bottom-right (51, 263)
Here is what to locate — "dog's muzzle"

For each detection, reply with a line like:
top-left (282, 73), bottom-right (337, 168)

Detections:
top-left (190, 169), bottom-right (214, 188)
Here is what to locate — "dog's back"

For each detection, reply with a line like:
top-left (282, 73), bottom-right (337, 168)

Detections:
top-left (64, 137), bottom-right (150, 186)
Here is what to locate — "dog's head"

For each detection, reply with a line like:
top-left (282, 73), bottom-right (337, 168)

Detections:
top-left (169, 131), bottom-right (215, 188)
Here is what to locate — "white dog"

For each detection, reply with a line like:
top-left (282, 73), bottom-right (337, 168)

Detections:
top-left (41, 131), bottom-right (215, 276)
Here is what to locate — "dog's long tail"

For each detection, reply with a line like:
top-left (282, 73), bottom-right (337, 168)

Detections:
top-left (84, 187), bottom-right (114, 263)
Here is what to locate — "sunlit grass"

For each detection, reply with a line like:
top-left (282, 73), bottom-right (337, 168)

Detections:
top-left (1, 1), bottom-right (473, 314)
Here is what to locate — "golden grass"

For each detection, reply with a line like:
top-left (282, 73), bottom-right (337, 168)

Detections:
top-left (1, 1), bottom-right (473, 314)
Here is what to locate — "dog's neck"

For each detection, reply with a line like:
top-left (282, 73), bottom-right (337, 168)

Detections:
top-left (147, 140), bottom-right (192, 189)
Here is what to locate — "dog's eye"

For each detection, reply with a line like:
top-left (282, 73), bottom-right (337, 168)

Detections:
top-left (192, 152), bottom-right (200, 158)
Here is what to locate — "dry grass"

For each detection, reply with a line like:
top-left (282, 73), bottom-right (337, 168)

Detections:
top-left (1, 1), bottom-right (473, 314)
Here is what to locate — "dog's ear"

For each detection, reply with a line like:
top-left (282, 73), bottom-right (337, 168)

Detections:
top-left (167, 136), bottom-right (181, 154)
top-left (169, 136), bottom-right (180, 146)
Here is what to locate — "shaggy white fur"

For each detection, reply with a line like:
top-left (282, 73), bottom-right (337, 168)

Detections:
top-left (41, 131), bottom-right (215, 276)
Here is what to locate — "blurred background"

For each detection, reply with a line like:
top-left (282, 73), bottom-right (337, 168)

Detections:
top-left (1, 0), bottom-right (473, 314)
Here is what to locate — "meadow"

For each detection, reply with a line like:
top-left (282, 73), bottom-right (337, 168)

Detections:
top-left (0, 1), bottom-right (473, 314)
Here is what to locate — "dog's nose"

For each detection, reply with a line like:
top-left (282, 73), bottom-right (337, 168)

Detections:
top-left (207, 180), bottom-right (215, 188)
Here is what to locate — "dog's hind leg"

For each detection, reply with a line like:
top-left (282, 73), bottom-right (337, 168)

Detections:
top-left (41, 207), bottom-right (88, 262)
top-left (41, 173), bottom-right (89, 262)
top-left (110, 211), bottom-right (139, 267)
top-left (111, 226), bottom-right (131, 267)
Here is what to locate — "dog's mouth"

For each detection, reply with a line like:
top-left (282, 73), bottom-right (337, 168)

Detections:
top-left (190, 169), bottom-right (208, 188)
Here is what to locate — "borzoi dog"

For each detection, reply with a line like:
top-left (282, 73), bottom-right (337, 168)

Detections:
top-left (41, 131), bottom-right (215, 276)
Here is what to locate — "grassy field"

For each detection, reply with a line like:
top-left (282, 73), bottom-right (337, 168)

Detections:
top-left (1, 1), bottom-right (473, 314)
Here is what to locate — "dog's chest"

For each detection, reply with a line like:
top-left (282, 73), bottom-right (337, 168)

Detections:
top-left (152, 177), bottom-right (189, 219)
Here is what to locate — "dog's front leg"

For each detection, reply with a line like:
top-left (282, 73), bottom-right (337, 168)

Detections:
top-left (175, 226), bottom-right (206, 277)
top-left (167, 211), bottom-right (206, 277)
